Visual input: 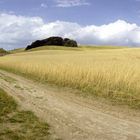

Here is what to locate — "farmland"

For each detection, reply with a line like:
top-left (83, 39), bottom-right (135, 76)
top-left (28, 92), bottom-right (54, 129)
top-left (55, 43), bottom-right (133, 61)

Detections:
top-left (0, 46), bottom-right (140, 108)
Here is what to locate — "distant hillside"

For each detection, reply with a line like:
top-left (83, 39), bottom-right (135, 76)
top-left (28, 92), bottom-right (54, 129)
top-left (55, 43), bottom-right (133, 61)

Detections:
top-left (9, 48), bottom-right (25, 54)
top-left (0, 48), bottom-right (8, 56)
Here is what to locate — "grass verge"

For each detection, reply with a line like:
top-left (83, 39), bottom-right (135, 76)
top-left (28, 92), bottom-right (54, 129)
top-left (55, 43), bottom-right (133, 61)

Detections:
top-left (0, 88), bottom-right (51, 140)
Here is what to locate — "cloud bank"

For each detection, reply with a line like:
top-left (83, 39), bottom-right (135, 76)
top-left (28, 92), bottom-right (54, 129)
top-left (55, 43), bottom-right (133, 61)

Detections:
top-left (0, 13), bottom-right (140, 49)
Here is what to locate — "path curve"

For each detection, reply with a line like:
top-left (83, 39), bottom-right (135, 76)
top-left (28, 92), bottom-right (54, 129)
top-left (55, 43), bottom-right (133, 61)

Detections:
top-left (0, 70), bottom-right (140, 140)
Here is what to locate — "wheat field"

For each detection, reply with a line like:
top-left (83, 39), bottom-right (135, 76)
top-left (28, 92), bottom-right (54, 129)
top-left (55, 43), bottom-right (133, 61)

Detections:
top-left (0, 47), bottom-right (140, 108)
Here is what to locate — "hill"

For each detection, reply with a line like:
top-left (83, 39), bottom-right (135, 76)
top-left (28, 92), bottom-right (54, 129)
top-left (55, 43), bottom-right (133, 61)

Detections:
top-left (10, 45), bottom-right (123, 54)
top-left (0, 47), bottom-right (139, 109)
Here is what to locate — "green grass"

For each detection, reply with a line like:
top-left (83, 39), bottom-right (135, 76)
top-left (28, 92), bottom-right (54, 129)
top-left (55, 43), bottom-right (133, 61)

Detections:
top-left (0, 88), bottom-right (17, 117)
top-left (0, 88), bottom-right (51, 140)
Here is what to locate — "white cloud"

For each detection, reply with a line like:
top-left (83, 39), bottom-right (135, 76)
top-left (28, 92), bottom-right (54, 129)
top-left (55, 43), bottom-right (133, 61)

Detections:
top-left (55, 0), bottom-right (90, 7)
top-left (0, 13), bottom-right (140, 50)
top-left (0, 13), bottom-right (44, 49)
top-left (40, 3), bottom-right (47, 8)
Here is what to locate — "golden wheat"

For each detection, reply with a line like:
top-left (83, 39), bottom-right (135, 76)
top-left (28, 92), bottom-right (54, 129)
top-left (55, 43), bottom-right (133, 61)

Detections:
top-left (0, 48), bottom-right (140, 108)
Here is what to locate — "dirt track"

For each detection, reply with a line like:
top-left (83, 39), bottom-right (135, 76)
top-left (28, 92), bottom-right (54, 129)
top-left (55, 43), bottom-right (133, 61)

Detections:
top-left (0, 70), bottom-right (140, 140)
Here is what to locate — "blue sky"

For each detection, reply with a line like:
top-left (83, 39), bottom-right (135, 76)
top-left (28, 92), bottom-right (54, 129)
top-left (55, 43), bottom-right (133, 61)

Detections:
top-left (0, 0), bottom-right (140, 49)
top-left (1, 0), bottom-right (140, 25)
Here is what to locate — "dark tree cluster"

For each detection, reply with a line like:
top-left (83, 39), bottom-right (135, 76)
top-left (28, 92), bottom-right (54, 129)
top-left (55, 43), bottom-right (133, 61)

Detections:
top-left (0, 48), bottom-right (8, 56)
top-left (25, 36), bottom-right (78, 50)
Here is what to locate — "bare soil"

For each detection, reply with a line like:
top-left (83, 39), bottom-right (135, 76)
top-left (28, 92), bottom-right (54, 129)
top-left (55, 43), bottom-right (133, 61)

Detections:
top-left (0, 70), bottom-right (140, 140)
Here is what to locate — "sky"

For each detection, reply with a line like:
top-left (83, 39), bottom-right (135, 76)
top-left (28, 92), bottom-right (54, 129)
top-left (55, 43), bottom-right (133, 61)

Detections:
top-left (0, 0), bottom-right (140, 49)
